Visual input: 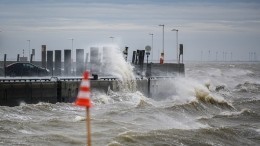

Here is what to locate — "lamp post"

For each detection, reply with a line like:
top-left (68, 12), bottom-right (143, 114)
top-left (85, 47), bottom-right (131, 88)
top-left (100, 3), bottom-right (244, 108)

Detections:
top-left (69, 38), bottom-right (74, 75)
top-left (159, 24), bottom-right (164, 64)
top-left (145, 45), bottom-right (151, 77)
top-left (145, 46), bottom-right (151, 64)
top-left (159, 25), bottom-right (164, 54)
top-left (172, 29), bottom-right (178, 63)
top-left (27, 40), bottom-right (30, 60)
top-left (149, 33), bottom-right (154, 62)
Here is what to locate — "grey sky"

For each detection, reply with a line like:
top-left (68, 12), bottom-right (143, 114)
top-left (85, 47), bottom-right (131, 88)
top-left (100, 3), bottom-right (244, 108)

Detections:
top-left (0, 0), bottom-right (260, 62)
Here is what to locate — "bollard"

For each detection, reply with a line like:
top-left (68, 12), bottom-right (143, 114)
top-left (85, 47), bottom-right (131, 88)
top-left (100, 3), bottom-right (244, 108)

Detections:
top-left (17, 54), bottom-right (20, 62)
top-left (55, 50), bottom-right (62, 76)
top-left (42, 45), bottom-right (47, 68)
top-left (64, 50), bottom-right (72, 76)
top-left (76, 49), bottom-right (84, 76)
top-left (4, 54), bottom-right (7, 77)
top-left (47, 51), bottom-right (53, 76)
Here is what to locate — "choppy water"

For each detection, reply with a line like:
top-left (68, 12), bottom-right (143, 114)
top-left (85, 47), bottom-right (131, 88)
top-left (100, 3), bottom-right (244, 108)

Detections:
top-left (1, 63), bottom-right (260, 146)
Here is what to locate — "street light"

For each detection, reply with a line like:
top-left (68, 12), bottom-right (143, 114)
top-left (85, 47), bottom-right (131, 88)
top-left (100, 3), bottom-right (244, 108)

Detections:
top-left (159, 24), bottom-right (164, 64)
top-left (145, 45), bottom-right (151, 64)
top-left (27, 40), bottom-right (30, 59)
top-left (171, 29), bottom-right (178, 63)
top-left (145, 45), bottom-right (151, 77)
top-left (149, 33), bottom-right (154, 62)
top-left (69, 38), bottom-right (74, 75)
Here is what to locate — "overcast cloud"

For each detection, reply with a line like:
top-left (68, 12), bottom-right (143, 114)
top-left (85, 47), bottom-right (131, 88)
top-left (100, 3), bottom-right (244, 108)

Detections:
top-left (0, 0), bottom-right (260, 62)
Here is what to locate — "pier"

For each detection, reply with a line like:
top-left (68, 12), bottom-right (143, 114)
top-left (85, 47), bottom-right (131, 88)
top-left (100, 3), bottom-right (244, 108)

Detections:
top-left (0, 73), bottom-right (184, 106)
top-left (0, 45), bottom-right (185, 106)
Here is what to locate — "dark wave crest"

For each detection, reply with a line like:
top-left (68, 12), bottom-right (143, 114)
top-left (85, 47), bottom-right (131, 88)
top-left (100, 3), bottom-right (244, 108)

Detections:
top-left (235, 81), bottom-right (260, 93)
top-left (113, 126), bottom-right (259, 146)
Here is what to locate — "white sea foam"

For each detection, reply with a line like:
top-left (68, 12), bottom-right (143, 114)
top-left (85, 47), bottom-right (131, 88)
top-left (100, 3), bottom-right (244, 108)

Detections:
top-left (19, 129), bottom-right (34, 134)
top-left (164, 76), bottom-right (230, 106)
top-left (172, 77), bottom-right (209, 102)
top-left (102, 45), bottom-right (136, 90)
top-left (74, 115), bottom-right (85, 122)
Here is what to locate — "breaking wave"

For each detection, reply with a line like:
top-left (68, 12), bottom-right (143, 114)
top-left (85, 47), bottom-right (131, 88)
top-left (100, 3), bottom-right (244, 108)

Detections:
top-left (102, 45), bottom-right (136, 91)
top-left (195, 88), bottom-right (233, 108)
top-left (112, 126), bottom-right (259, 146)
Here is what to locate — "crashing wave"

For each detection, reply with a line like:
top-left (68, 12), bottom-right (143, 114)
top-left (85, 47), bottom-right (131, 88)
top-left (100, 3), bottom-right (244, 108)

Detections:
top-left (136, 99), bottom-right (153, 108)
top-left (195, 88), bottom-right (233, 109)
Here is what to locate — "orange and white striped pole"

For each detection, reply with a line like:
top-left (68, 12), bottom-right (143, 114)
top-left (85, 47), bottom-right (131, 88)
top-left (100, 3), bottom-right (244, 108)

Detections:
top-left (75, 71), bottom-right (92, 146)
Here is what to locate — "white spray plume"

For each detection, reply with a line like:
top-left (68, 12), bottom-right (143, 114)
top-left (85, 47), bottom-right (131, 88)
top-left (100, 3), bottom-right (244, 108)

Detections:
top-left (173, 77), bottom-right (208, 103)
top-left (102, 44), bottom-right (135, 81)
top-left (85, 44), bottom-right (136, 91)
top-left (173, 77), bottom-right (227, 104)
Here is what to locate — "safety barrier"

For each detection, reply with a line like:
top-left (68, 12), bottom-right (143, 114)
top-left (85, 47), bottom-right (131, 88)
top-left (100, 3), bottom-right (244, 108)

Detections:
top-left (0, 78), bottom-right (51, 82)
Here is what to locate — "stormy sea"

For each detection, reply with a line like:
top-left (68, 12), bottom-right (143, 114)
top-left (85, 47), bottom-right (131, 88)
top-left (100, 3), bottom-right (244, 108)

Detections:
top-left (0, 62), bottom-right (260, 146)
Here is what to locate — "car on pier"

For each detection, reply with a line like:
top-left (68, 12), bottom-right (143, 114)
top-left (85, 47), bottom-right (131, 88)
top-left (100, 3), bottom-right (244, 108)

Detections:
top-left (5, 62), bottom-right (49, 77)
top-left (0, 67), bottom-right (4, 76)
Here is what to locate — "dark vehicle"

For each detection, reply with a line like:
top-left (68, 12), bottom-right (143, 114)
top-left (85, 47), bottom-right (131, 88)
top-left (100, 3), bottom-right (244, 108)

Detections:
top-left (0, 67), bottom-right (4, 76)
top-left (5, 62), bottom-right (49, 76)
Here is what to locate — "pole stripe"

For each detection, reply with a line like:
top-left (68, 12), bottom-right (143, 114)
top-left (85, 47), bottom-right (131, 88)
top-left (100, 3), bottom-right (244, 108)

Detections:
top-left (80, 86), bottom-right (90, 92)
top-left (81, 80), bottom-right (90, 87)
top-left (78, 92), bottom-right (91, 99)
top-left (75, 71), bottom-right (92, 107)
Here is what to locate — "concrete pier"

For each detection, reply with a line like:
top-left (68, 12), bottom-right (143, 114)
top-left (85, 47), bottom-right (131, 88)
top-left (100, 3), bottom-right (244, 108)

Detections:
top-left (0, 51), bottom-right (184, 106)
top-left (0, 81), bottom-right (57, 106)
top-left (0, 76), bottom-right (176, 106)
top-left (0, 78), bottom-right (148, 106)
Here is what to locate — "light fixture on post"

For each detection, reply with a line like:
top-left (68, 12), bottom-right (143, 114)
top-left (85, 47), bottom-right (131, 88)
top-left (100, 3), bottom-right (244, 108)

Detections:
top-left (159, 24), bottom-right (165, 64)
top-left (69, 38), bottom-right (74, 75)
top-left (145, 45), bottom-right (151, 77)
top-left (171, 29), bottom-right (178, 63)
top-left (145, 45), bottom-right (151, 64)
top-left (27, 40), bottom-right (30, 60)
top-left (149, 33), bottom-right (154, 63)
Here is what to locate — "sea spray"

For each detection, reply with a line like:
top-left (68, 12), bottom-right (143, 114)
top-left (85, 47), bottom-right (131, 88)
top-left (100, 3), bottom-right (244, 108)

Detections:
top-left (169, 77), bottom-right (233, 108)
top-left (102, 45), bottom-right (136, 92)
top-left (89, 44), bottom-right (146, 106)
